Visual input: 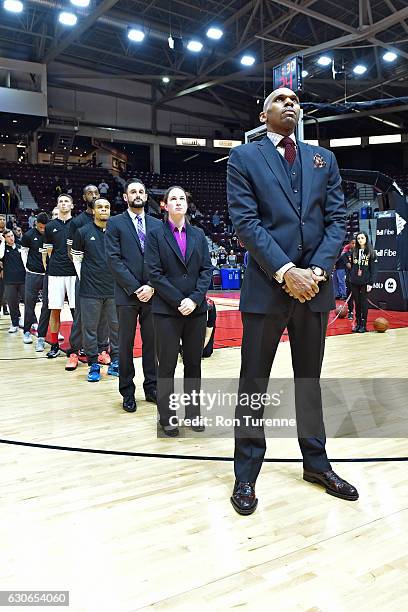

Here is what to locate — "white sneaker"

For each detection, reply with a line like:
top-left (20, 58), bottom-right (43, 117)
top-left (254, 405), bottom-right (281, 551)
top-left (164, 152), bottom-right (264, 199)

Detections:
top-left (32, 323), bottom-right (38, 331)
top-left (35, 337), bottom-right (45, 352)
top-left (58, 332), bottom-right (64, 341)
top-left (23, 331), bottom-right (33, 344)
top-left (18, 317), bottom-right (24, 328)
top-left (8, 325), bottom-right (18, 333)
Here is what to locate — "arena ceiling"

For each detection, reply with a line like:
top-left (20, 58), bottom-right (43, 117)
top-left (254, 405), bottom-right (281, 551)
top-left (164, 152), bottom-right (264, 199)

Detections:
top-left (1, 0), bottom-right (408, 137)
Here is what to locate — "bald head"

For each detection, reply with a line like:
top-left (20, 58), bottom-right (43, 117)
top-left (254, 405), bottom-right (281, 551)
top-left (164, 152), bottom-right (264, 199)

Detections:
top-left (263, 87), bottom-right (299, 112)
top-left (260, 87), bottom-right (301, 136)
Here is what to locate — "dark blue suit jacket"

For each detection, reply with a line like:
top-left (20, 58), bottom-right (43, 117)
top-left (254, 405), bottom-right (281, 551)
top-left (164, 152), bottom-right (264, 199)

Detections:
top-left (105, 210), bottom-right (162, 306)
top-left (145, 222), bottom-right (213, 316)
top-left (227, 136), bottom-right (346, 313)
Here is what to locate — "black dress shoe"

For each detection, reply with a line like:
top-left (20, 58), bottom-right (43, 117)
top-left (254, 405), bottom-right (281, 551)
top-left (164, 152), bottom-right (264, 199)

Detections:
top-left (191, 423), bottom-right (205, 432)
top-left (122, 396), bottom-right (137, 413)
top-left (303, 469), bottom-right (359, 501)
top-left (160, 424), bottom-right (179, 437)
top-left (144, 389), bottom-right (157, 403)
top-left (230, 480), bottom-right (258, 515)
top-left (189, 417), bottom-right (205, 432)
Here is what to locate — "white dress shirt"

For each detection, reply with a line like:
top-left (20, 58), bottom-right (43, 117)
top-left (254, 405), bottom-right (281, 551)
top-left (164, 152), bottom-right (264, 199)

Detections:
top-left (127, 208), bottom-right (146, 236)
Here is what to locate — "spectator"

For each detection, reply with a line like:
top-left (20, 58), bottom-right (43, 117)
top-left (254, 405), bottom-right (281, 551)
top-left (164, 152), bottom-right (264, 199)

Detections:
top-left (212, 209), bottom-right (221, 229)
top-left (217, 246), bottom-right (227, 267)
top-left (228, 249), bottom-right (237, 267)
top-left (98, 180), bottom-right (109, 197)
top-left (210, 251), bottom-right (218, 267)
top-left (333, 250), bottom-right (347, 299)
top-left (28, 212), bottom-right (36, 229)
top-left (14, 226), bottom-right (23, 245)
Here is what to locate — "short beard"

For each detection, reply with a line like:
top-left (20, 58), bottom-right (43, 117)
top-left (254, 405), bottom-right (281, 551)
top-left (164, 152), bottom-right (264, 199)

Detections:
top-left (129, 199), bottom-right (144, 209)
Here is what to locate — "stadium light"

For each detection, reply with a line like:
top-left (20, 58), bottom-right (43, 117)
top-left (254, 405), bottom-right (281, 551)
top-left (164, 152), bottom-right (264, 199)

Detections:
top-left (3, 0), bottom-right (23, 13)
top-left (59, 12), bottom-right (77, 26)
top-left (128, 28), bottom-right (145, 42)
top-left (317, 55), bottom-right (332, 66)
top-left (206, 27), bottom-right (223, 40)
top-left (353, 64), bottom-right (367, 75)
top-left (241, 55), bottom-right (255, 66)
top-left (162, 76), bottom-right (170, 84)
top-left (383, 51), bottom-right (397, 63)
top-left (70, 0), bottom-right (89, 6)
top-left (187, 40), bottom-right (203, 52)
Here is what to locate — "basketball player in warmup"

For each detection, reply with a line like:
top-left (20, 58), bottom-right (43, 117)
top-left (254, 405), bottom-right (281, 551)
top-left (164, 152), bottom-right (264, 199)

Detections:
top-left (71, 198), bottom-right (119, 382)
top-left (0, 228), bottom-right (25, 333)
top-left (43, 194), bottom-right (76, 359)
top-left (66, 184), bottom-right (110, 370)
top-left (0, 214), bottom-right (9, 317)
top-left (20, 212), bottom-right (49, 345)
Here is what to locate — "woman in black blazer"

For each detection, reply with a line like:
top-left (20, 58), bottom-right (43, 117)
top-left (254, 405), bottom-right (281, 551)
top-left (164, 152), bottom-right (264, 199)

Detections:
top-left (145, 186), bottom-right (213, 437)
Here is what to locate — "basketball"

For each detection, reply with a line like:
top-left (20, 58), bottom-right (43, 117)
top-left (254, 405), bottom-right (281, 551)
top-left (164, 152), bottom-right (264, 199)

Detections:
top-left (335, 305), bottom-right (348, 318)
top-left (373, 317), bottom-right (389, 332)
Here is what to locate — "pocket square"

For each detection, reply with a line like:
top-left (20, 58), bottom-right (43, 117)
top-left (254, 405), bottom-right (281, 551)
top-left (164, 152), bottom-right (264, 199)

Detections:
top-left (313, 154), bottom-right (326, 168)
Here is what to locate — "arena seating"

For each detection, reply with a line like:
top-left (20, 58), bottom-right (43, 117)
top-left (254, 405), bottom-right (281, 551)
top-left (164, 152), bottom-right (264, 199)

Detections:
top-left (2, 161), bottom-right (406, 248)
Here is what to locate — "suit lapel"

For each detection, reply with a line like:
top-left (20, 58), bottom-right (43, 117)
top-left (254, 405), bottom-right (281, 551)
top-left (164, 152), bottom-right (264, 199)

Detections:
top-left (257, 136), bottom-right (298, 214)
top-left (298, 141), bottom-right (314, 218)
top-left (184, 223), bottom-right (196, 265)
top-left (124, 210), bottom-right (142, 253)
top-left (164, 222), bottom-right (187, 267)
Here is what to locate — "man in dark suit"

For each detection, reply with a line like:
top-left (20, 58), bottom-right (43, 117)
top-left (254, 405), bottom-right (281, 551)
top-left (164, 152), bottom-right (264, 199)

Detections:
top-left (106, 179), bottom-right (161, 412)
top-left (227, 87), bottom-right (359, 515)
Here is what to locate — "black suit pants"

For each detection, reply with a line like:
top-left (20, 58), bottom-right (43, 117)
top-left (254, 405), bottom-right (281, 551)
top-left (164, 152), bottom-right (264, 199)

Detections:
top-left (117, 303), bottom-right (157, 398)
top-left (235, 301), bottom-right (331, 483)
top-left (153, 313), bottom-right (207, 426)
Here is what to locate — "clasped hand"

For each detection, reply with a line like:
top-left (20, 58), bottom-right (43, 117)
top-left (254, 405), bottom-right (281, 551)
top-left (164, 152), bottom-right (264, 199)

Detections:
top-left (282, 267), bottom-right (324, 303)
top-left (178, 298), bottom-right (197, 316)
top-left (135, 285), bottom-right (154, 302)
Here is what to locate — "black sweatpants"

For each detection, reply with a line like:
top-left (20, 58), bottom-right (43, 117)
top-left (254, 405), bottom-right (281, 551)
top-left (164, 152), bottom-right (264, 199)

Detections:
top-left (23, 271), bottom-right (45, 333)
top-left (4, 283), bottom-right (24, 327)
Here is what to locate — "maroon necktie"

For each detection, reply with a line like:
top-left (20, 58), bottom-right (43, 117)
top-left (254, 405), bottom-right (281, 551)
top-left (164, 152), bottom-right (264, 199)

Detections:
top-left (279, 136), bottom-right (296, 165)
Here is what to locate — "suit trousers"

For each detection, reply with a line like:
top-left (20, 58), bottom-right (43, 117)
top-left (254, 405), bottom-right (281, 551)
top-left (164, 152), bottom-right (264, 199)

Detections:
top-left (235, 301), bottom-right (331, 483)
top-left (81, 297), bottom-right (119, 365)
top-left (23, 272), bottom-right (45, 333)
top-left (4, 283), bottom-right (24, 327)
top-left (153, 313), bottom-right (207, 426)
top-left (117, 303), bottom-right (157, 398)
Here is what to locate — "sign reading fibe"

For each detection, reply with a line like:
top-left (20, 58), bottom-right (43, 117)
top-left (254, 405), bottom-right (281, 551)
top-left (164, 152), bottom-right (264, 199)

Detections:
top-left (375, 214), bottom-right (399, 270)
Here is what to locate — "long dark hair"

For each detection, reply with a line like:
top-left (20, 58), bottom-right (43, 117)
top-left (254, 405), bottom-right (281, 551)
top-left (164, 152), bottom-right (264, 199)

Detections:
top-left (163, 185), bottom-right (189, 223)
top-left (353, 231), bottom-right (375, 260)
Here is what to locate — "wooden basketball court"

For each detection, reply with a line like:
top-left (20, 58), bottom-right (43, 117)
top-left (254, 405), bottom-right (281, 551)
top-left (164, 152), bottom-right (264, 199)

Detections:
top-left (1, 307), bottom-right (408, 611)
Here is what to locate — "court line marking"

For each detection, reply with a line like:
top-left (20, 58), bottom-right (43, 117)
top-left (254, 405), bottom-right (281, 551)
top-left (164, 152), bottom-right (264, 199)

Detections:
top-left (0, 439), bottom-right (407, 462)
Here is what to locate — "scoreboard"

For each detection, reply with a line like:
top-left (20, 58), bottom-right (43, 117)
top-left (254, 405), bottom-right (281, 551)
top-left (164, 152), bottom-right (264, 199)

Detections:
top-left (273, 56), bottom-right (303, 93)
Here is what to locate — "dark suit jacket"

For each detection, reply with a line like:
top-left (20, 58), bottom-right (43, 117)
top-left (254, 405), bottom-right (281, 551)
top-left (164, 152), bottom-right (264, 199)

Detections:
top-left (145, 222), bottom-right (213, 316)
top-left (105, 210), bottom-right (162, 306)
top-left (227, 136), bottom-right (346, 313)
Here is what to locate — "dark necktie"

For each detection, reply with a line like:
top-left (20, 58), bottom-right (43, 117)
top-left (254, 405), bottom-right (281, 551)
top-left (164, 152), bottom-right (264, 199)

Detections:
top-left (136, 215), bottom-right (145, 252)
top-left (279, 136), bottom-right (297, 165)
